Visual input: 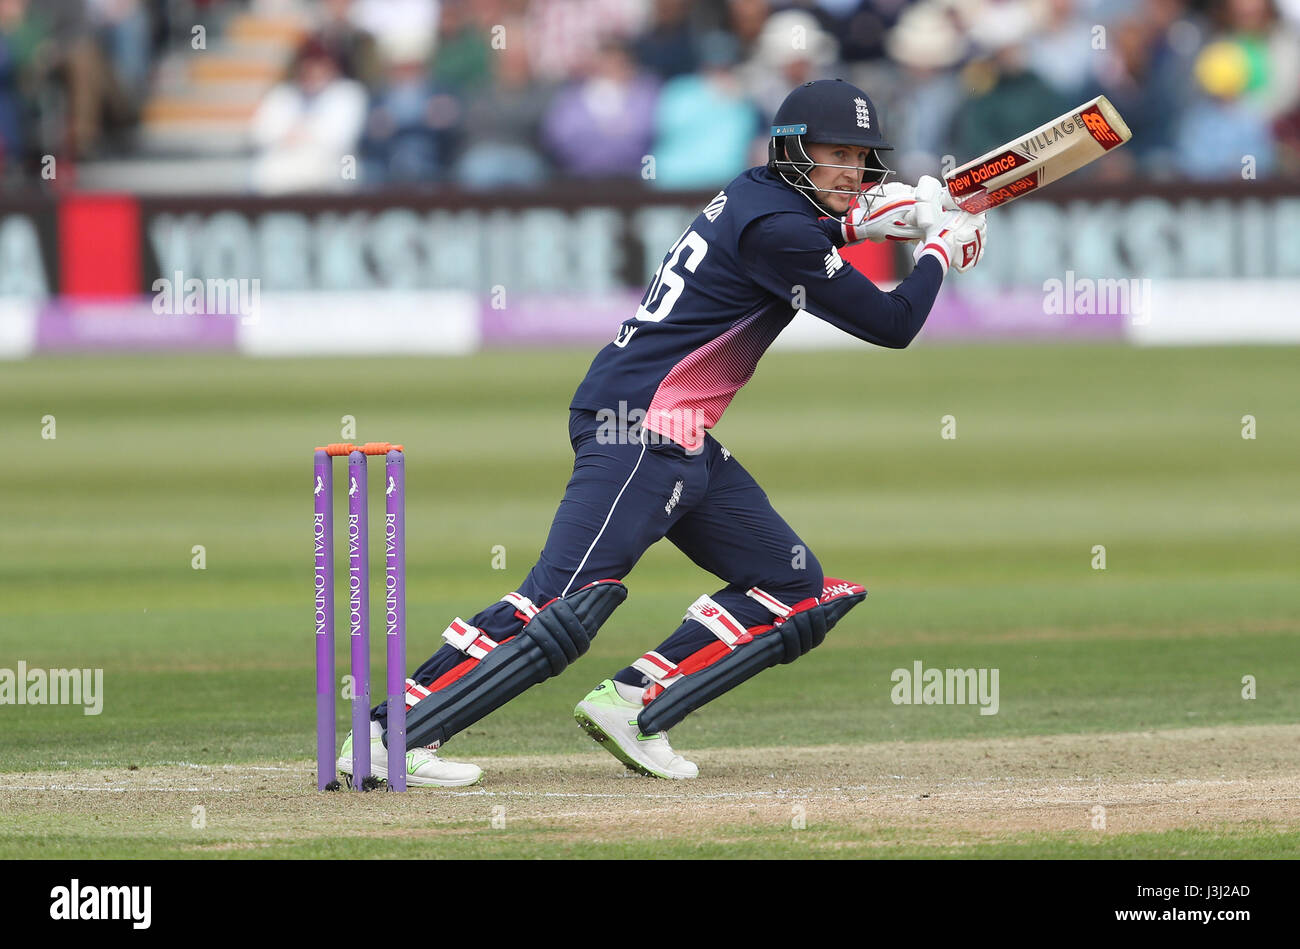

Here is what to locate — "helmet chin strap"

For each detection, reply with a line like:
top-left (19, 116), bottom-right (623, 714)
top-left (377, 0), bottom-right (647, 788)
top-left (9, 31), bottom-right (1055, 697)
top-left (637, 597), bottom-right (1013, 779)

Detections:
top-left (791, 179), bottom-right (843, 218)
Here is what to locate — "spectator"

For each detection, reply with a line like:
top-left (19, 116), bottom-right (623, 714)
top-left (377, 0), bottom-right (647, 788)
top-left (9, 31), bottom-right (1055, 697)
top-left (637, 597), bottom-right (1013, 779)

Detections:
top-left (1091, 14), bottom-right (1195, 178)
top-left (0, 32), bottom-right (20, 172)
top-left (454, 16), bottom-right (551, 189)
top-left (1174, 39), bottom-right (1277, 177)
top-left (432, 0), bottom-right (493, 91)
top-left (526, 0), bottom-right (647, 82)
top-left (740, 9), bottom-right (840, 121)
top-left (950, 1), bottom-right (1070, 162)
top-left (363, 31), bottom-right (462, 186)
top-left (634, 0), bottom-right (699, 79)
top-left (1026, 0), bottom-right (1096, 99)
top-left (648, 31), bottom-right (758, 188)
top-left (312, 0), bottom-right (383, 91)
top-left (726, 0), bottom-right (770, 61)
top-left (349, 0), bottom-right (438, 59)
top-left (541, 39), bottom-right (658, 179)
top-left (250, 39), bottom-right (368, 193)
top-left (0, 0), bottom-right (47, 69)
top-left (820, 0), bottom-right (912, 63)
top-left (0, 0), bottom-right (46, 170)
top-left (0, 0), bottom-right (129, 160)
top-left (1209, 0), bottom-right (1300, 119)
top-left (883, 1), bottom-right (967, 184)
top-left (85, 0), bottom-right (150, 99)
top-left (53, 0), bottom-right (135, 157)
top-left (1274, 98), bottom-right (1300, 174)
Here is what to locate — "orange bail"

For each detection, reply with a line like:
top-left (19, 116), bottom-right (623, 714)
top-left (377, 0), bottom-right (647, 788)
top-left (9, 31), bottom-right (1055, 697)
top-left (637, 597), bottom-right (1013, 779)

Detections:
top-left (313, 442), bottom-right (405, 455)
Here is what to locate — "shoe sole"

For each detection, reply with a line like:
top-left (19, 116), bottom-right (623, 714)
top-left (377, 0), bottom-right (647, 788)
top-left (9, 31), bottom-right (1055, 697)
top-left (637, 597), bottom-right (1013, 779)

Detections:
top-left (338, 758), bottom-right (483, 789)
top-left (574, 703), bottom-right (688, 780)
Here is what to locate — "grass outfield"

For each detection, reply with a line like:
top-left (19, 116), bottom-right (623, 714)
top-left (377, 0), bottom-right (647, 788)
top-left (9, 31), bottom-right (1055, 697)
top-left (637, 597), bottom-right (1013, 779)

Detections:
top-left (1, 343), bottom-right (1297, 858)
top-left (6, 816), bottom-right (1299, 860)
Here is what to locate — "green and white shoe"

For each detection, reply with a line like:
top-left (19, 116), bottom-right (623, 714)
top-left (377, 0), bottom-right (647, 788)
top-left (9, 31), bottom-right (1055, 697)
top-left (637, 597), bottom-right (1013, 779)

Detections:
top-left (338, 720), bottom-right (483, 788)
top-left (574, 679), bottom-right (699, 779)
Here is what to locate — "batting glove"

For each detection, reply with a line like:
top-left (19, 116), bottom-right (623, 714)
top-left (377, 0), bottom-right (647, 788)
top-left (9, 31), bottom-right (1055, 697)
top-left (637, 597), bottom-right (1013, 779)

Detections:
top-left (841, 181), bottom-right (924, 244)
top-left (913, 207), bottom-right (988, 275)
top-left (842, 175), bottom-right (960, 245)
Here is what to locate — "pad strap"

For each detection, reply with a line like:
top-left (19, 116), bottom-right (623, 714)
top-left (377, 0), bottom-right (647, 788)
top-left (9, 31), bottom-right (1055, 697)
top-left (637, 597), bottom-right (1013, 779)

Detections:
top-left (639, 591), bottom-right (779, 700)
top-left (404, 678), bottom-right (431, 710)
top-left (441, 618), bottom-right (500, 660)
top-left (632, 650), bottom-right (682, 687)
top-left (746, 586), bottom-right (793, 619)
top-left (685, 595), bottom-right (752, 647)
top-left (501, 591), bottom-right (539, 620)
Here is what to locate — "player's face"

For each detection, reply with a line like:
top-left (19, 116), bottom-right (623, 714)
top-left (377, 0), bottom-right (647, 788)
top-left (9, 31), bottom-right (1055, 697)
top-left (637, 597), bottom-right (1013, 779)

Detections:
top-left (805, 142), bottom-right (868, 214)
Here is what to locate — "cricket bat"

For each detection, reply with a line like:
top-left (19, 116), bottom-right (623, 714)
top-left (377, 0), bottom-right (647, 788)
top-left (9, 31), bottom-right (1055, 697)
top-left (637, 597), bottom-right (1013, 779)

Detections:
top-left (943, 96), bottom-right (1132, 213)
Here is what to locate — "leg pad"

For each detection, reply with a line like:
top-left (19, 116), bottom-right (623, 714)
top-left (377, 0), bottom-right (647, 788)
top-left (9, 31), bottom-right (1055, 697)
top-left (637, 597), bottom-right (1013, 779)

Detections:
top-left (637, 580), bottom-right (865, 735)
top-left (401, 580), bottom-right (627, 748)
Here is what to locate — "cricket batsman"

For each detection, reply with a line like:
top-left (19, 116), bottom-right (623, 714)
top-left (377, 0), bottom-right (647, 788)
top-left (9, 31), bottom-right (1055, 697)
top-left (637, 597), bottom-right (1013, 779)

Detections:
top-left (338, 79), bottom-right (988, 786)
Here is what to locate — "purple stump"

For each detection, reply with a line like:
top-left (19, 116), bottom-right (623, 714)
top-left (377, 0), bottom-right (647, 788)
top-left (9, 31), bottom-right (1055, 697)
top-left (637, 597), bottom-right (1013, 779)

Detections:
top-left (347, 450), bottom-right (371, 788)
top-left (384, 449), bottom-right (407, 791)
top-left (313, 450), bottom-right (335, 790)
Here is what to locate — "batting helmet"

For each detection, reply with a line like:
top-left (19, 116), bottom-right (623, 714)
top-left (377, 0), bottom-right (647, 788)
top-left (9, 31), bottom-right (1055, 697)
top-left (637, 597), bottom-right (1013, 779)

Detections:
top-left (768, 79), bottom-right (894, 214)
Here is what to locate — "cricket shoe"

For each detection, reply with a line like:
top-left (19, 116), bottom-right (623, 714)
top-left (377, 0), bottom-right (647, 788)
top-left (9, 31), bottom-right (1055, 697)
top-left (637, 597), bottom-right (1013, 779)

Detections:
top-left (574, 679), bottom-right (698, 779)
top-left (337, 720), bottom-right (483, 788)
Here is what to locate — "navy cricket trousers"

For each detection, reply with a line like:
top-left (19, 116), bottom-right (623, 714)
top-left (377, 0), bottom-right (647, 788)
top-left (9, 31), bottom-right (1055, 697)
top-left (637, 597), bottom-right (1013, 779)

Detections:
top-left (375, 409), bottom-right (823, 725)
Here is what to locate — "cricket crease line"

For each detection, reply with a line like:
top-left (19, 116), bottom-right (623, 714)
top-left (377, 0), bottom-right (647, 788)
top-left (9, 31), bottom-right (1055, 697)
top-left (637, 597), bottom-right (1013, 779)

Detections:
top-left (154, 762), bottom-right (311, 772)
top-left (0, 785), bottom-right (239, 792)
top-left (391, 785), bottom-right (881, 800)
top-left (0, 783), bottom-right (877, 798)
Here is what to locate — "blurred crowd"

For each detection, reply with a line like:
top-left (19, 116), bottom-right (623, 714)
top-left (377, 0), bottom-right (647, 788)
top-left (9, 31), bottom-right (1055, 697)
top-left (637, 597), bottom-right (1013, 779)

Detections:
top-left (5, 0), bottom-right (1300, 190)
top-left (0, 0), bottom-right (219, 181)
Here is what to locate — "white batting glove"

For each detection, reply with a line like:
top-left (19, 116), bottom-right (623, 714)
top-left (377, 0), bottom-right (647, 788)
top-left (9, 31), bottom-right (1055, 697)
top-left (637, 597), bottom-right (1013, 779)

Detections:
top-left (913, 208), bottom-right (988, 275)
top-left (911, 175), bottom-right (956, 231)
top-left (842, 176), bottom-right (960, 244)
top-left (841, 181), bottom-right (925, 243)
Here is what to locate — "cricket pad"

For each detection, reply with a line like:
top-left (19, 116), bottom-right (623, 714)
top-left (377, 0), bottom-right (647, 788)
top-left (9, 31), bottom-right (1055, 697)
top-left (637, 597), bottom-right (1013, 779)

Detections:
top-left (637, 584), bottom-right (866, 735)
top-left (401, 579), bottom-right (627, 749)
